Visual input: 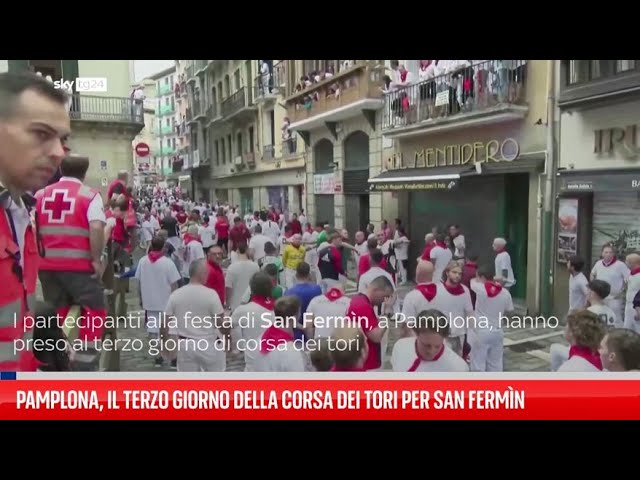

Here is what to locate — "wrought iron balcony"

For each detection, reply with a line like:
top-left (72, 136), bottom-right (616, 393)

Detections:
top-left (221, 86), bottom-right (257, 121)
top-left (381, 60), bottom-right (529, 137)
top-left (284, 62), bottom-right (385, 131)
top-left (69, 94), bottom-right (144, 126)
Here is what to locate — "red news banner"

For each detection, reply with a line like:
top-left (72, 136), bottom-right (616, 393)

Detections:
top-left (1, 380), bottom-right (639, 420)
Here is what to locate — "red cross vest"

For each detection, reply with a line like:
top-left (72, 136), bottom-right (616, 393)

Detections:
top-left (0, 199), bottom-right (39, 371)
top-left (35, 179), bottom-right (99, 272)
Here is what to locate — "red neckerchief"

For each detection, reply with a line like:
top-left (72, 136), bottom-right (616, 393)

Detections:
top-left (325, 288), bottom-right (344, 301)
top-left (465, 261), bottom-right (477, 269)
top-left (251, 295), bottom-right (274, 311)
top-left (183, 233), bottom-right (199, 245)
top-left (421, 242), bottom-right (435, 260)
top-left (568, 345), bottom-right (603, 370)
top-left (147, 250), bottom-right (164, 263)
top-left (416, 283), bottom-right (438, 301)
top-left (331, 365), bottom-right (366, 372)
top-left (442, 280), bottom-right (465, 295)
top-left (602, 258), bottom-right (617, 267)
top-left (631, 267), bottom-right (640, 276)
top-left (408, 342), bottom-right (445, 371)
top-left (260, 325), bottom-right (293, 354)
top-left (484, 281), bottom-right (503, 298)
top-left (435, 241), bottom-right (447, 249)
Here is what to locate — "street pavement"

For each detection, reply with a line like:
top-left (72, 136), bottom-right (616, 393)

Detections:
top-left (114, 278), bottom-right (565, 373)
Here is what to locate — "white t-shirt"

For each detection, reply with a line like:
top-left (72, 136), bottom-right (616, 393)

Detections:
top-left (495, 251), bottom-right (515, 287)
top-left (303, 231), bottom-right (319, 266)
top-left (305, 294), bottom-right (351, 338)
top-left (198, 224), bottom-right (216, 248)
top-left (260, 220), bottom-right (280, 246)
top-left (257, 343), bottom-right (308, 372)
top-left (430, 246), bottom-right (452, 283)
top-left (569, 272), bottom-right (589, 312)
top-left (248, 234), bottom-right (270, 262)
top-left (557, 355), bottom-right (601, 372)
top-left (141, 220), bottom-right (154, 242)
top-left (470, 279), bottom-right (514, 331)
top-left (355, 241), bottom-right (369, 257)
top-left (181, 240), bottom-right (205, 277)
top-left (391, 339), bottom-right (469, 372)
top-left (401, 283), bottom-right (440, 320)
top-left (626, 272), bottom-right (640, 305)
top-left (225, 260), bottom-right (260, 311)
top-left (591, 259), bottom-right (629, 298)
top-left (588, 304), bottom-right (617, 328)
top-left (394, 236), bottom-right (410, 261)
top-left (165, 283), bottom-right (224, 339)
top-left (135, 255), bottom-right (182, 312)
top-left (435, 282), bottom-right (474, 337)
top-left (231, 302), bottom-right (274, 371)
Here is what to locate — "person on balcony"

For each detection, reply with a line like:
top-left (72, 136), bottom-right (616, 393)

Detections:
top-left (260, 60), bottom-right (271, 96)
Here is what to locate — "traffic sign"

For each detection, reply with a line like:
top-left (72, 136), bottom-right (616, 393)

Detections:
top-left (135, 143), bottom-right (150, 157)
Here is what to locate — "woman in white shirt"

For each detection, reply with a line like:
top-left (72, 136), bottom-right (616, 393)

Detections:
top-left (394, 227), bottom-right (410, 285)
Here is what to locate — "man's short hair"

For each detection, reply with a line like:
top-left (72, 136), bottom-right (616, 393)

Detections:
top-left (60, 155), bottom-right (90, 180)
top-left (414, 309), bottom-right (450, 337)
top-left (0, 71), bottom-right (69, 119)
top-left (367, 237), bottom-right (378, 250)
top-left (274, 295), bottom-right (300, 320)
top-left (369, 275), bottom-right (393, 291)
top-left (150, 236), bottom-right (165, 252)
top-left (188, 258), bottom-right (207, 279)
top-left (237, 242), bottom-right (248, 254)
top-left (589, 279), bottom-right (611, 300)
top-left (296, 262), bottom-right (310, 278)
top-left (605, 328), bottom-right (640, 371)
top-left (264, 263), bottom-right (278, 278)
top-left (369, 249), bottom-right (383, 265)
top-left (250, 271), bottom-right (273, 298)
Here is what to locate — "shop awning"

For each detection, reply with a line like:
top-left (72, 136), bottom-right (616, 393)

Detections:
top-left (368, 166), bottom-right (476, 192)
top-left (557, 168), bottom-right (640, 192)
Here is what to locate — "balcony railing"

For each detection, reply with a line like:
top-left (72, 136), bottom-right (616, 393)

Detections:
top-left (185, 107), bottom-right (192, 122)
top-left (69, 95), bottom-right (144, 125)
top-left (263, 145), bottom-right (275, 161)
top-left (161, 146), bottom-right (176, 156)
top-left (285, 62), bottom-right (384, 124)
top-left (222, 87), bottom-right (252, 118)
top-left (283, 137), bottom-right (298, 157)
top-left (206, 103), bottom-right (219, 121)
top-left (159, 84), bottom-right (173, 96)
top-left (382, 60), bottom-right (528, 130)
top-left (157, 125), bottom-right (173, 135)
top-left (159, 103), bottom-right (175, 116)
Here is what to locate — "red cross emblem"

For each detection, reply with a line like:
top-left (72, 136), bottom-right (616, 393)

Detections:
top-left (41, 189), bottom-right (75, 224)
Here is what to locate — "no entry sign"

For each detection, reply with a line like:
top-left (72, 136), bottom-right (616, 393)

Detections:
top-left (135, 143), bottom-right (150, 157)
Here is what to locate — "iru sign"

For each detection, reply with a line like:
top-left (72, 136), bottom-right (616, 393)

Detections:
top-left (53, 78), bottom-right (108, 93)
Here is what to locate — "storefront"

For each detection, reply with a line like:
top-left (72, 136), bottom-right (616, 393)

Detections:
top-left (240, 187), bottom-right (253, 214)
top-left (370, 127), bottom-right (545, 308)
top-left (553, 100), bottom-right (640, 316)
top-left (313, 172), bottom-right (338, 227)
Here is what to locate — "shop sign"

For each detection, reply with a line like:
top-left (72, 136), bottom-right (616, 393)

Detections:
top-left (594, 124), bottom-right (639, 159)
top-left (370, 180), bottom-right (458, 192)
top-left (385, 138), bottom-right (520, 171)
top-left (314, 172), bottom-right (338, 194)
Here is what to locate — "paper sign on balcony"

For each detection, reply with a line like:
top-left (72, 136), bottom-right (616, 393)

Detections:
top-left (192, 150), bottom-right (200, 168)
top-left (314, 173), bottom-right (337, 194)
top-left (435, 90), bottom-right (449, 107)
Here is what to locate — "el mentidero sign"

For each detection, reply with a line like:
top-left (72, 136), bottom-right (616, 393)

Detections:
top-left (384, 138), bottom-right (520, 171)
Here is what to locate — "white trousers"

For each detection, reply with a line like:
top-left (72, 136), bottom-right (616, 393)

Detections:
top-left (605, 297), bottom-right (624, 328)
top-left (177, 337), bottom-right (226, 372)
top-left (284, 268), bottom-right (297, 289)
top-left (468, 329), bottom-right (504, 372)
top-left (550, 343), bottom-right (570, 371)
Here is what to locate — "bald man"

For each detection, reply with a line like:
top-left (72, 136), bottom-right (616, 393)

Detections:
top-left (419, 233), bottom-right (435, 262)
top-left (400, 260), bottom-right (439, 338)
top-left (625, 253), bottom-right (640, 332)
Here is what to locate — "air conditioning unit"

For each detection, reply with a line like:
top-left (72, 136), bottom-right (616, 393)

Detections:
top-left (234, 156), bottom-right (243, 165)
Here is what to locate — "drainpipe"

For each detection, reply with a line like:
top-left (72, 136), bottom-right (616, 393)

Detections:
top-left (540, 60), bottom-right (557, 316)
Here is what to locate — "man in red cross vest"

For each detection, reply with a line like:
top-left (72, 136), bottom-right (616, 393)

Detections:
top-left (35, 154), bottom-right (107, 369)
top-left (0, 71), bottom-right (71, 371)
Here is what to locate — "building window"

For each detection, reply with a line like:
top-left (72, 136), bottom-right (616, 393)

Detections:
top-left (236, 132), bottom-right (243, 155)
top-left (234, 70), bottom-right (241, 90)
top-left (568, 60), bottom-right (638, 85)
top-left (172, 138), bottom-right (176, 149)
top-left (171, 96), bottom-right (175, 110)
top-left (227, 134), bottom-right (232, 159)
top-left (248, 126), bottom-right (254, 153)
top-left (164, 77), bottom-right (169, 84)
top-left (221, 138), bottom-right (226, 164)
top-left (215, 140), bottom-right (220, 165)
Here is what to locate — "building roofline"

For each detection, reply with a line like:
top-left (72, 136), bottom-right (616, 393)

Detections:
top-left (147, 65), bottom-right (176, 80)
